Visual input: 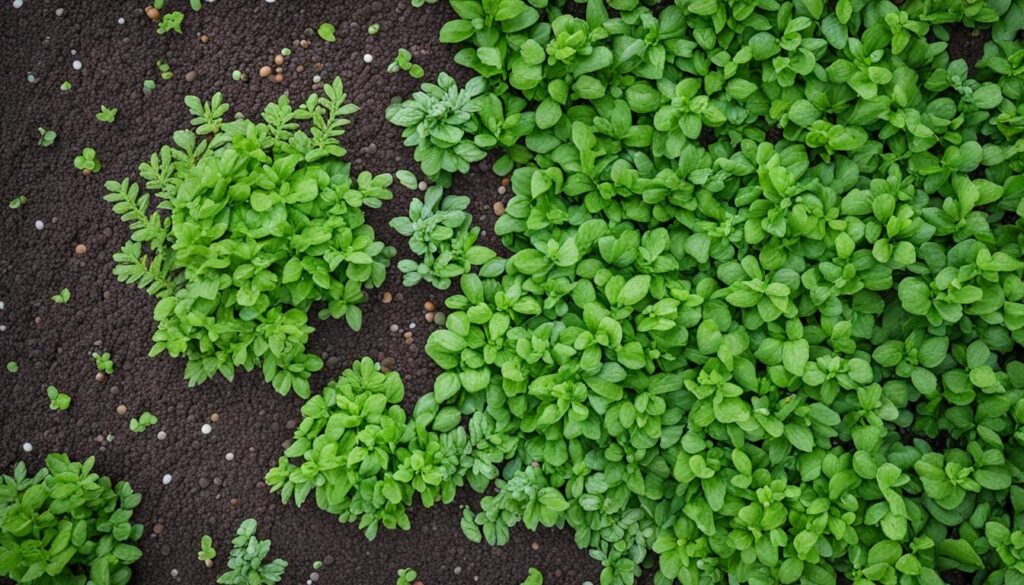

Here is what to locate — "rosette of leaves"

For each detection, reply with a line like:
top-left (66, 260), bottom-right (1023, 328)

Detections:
top-left (0, 454), bottom-right (144, 585)
top-left (216, 519), bottom-right (286, 585)
top-left (390, 186), bottom-right (498, 289)
top-left (385, 73), bottom-right (492, 185)
top-left (105, 78), bottom-right (395, 398)
top-left (265, 358), bottom-right (466, 540)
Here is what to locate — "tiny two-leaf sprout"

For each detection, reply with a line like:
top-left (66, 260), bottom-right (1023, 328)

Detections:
top-left (91, 351), bottom-right (114, 374)
top-left (396, 568), bottom-right (418, 585)
top-left (198, 534), bottom-right (217, 567)
top-left (37, 128), bottom-right (56, 147)
top-left (50, 288), bottom-right (71, 304)
top-left (317, 23), bottom-right (336, 42)
top-left (128, 411), bottom-right (157, 433)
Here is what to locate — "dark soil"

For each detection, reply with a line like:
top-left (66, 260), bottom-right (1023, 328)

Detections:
top-left (0, 1), bottom-right (595, 584)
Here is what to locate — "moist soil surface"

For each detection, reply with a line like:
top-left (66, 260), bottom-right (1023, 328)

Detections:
top-left (0, 1), bottom-right (601, 584)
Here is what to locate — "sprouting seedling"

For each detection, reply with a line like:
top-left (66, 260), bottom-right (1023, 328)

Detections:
top-left (46, 385), bottom-right (71, 411)
top-left (396, 568), bottom-right (418, 585)
top-left (74, 148), bottom-right (102, 174)
top-left (129, 411), bottom-right (157, 433)
top-left (91, 351), bottom-right (114, 374)
top-left (157, 60), bottom-right (173, 80)
top-left (51, 288), bottom-right (71, 304)
top-left (6, 361), bottom-right (18, 373)
top-left (198, 535), bottom-right (217, 567)
top-left (60, 81), bottom-right (72, 91)
top-left (157, 11), bottom-right (184, 34)
top-left (368, 23), bottom-right (380, 35)
top-left (388, 49), bottom-right (424, 79)
top-left (143, 79), bottom-right (157, 91)
top-left (37, 128), bottom-right (56, 147)
top-left (8, 195), bottom-right (27, 209)
top-left (317, 23), bottom-right (336, 42)
top-left (96, 105), bottom-right (118, 123)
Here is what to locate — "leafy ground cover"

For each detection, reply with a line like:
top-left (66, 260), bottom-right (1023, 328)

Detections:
top-left (273, 1), bottom-right (1024, 584)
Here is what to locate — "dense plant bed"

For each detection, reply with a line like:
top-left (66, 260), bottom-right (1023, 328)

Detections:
top-left (3, 0), bottom-right (1024, 584)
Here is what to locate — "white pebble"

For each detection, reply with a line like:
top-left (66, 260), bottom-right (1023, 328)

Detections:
top-left (22, 442), bottom-right (32, 452)
top-left (162, 474), bottom-right (172, 485)
top-left (13, 0), bottom-right (24, 8)
top-left (409, 323), bottom-right (416, 329)
top-left (418, 181), bottom-right (428, 191)
top-left (363, 53), bottom-right (373, 64)
top-left (312, 74), bottom-right (321, 83)
top-left (27, 74), bottom-right (36, 83)
top-left (34, 220), bottom-right (44, 230)
top-left (201, 423), bottom-right (212, 435)
top-left (0, 301), bottom-right (4, 310)
top-left (0, 325), bottom-right (6, 332)
top-left (498, 186), bottom-right (507, 195)
top-left (157, 431), bottom-right (167, 440)
top-left (117, 17), bottom-right (125, 24)
top-left (72, 60), bottom-right (82, 71)
top-left (70, 49), bottom-right (77, 55)
top-left (225, 452), bottom-right (235, 461)
top-left (170, 569), bottom-right (179, 578)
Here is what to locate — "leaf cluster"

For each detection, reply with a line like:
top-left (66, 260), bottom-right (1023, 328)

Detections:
top-left (0, 454), bottom-right (144, 585)
top-left (105, 78), bottom-right (395, 397)
top-left (391, 186), bottom-right (498, 289)
top-left (215, 519), bottom-right (286, 585)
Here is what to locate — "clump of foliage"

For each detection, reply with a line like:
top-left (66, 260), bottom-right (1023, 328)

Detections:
top-left (8, 195), bottom-right (27, 209)
top-left (266, 358), bottom-right (468, 539)
top-left (50, 288), bottom-right (71, 304)
top-left (105, 78), bottom-right (395, 397)
top-left (0, 454), bottom-right (144, 584)
top-left (74, 148), bottom-right (101, 174)
top-left (156, 11), bottom-right (183, 34)
top-left (46, 385), bottom-right (71, 411)
top-left (385, 73), bottom-right (493, 186)
top-left (317, 23), bottom-right (336, 42)
top-left (396, 567), bottom-right (417, 585)
top-left (96, 106), bottom-right (118, 123)
top-left (388, 49), bottom-right (425, 79)
top-left (390, 186), bottom-right (497, 289)
top-left (376, 1), bottom-right (1024, 584)
top-left (37, 128), bottom-right (56, 147)
top-left (91, 351), bottom-right (114, 375)
top-left (128, 411), bottom-right (157, 433)
top-left (216, 519), bottom-right (286, 585)
top-left (520, 568), bottom-right (543, 585)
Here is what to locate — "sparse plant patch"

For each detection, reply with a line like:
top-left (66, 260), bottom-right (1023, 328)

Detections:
top-left (74, 148), bottom-right (101, 174)
top-left (96, 105), bottom-right (118, 123)
top-left (46, 385), bottom-right (71, 411)
top-left (217, 519), bottom-right (286, 585)
top-left (91, 351), bottom-right (114, 374)
top-left (388, 49), bottom-right (425, 79)
top-left (128, 411), bottom-right (157, 433)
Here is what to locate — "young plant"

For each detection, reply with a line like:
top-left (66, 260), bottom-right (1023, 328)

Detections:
top-left (216, 519), bottom-right (286, 585)
top-left (156, 59), bottom-right (173, 80)
top-left (46, 385), bottom-right (71, 411)
top-left (7, 195), bottom-right (27, 209)
top-left (157, 11), bottom-right (184, 34)
top-left (520, 568), bottom-right (543, 585)
top-left (385, 73), bottom-right (491, 185)
top-left (128, 411), bottom-right (157, 433)
top-left (91, 351), bottom-right (114, 374)
top-left (105, 79), bottom-right (394, 398)
top-left (388, 49), bottom-right (425, 79)
top-left (60, 80), bottom-right (72, 91)
top-left (390, 186), bottom-right (497, 289)
top-left (74, 148), bottom-right (101, 174)
top-left (143, 79), bottom-right (156, 91)
top-left (0, 454), bottom-right (144, 583)
top-left (317, 23), bottom-right (336, 42)
top-left (5, 361), bottom-right (17, 373)
top-left (198, 534), bottom-right (216, 567)
top-left (50, 288), bottom-right (71, 304)
top-left (37, 127), bottom-right (56, 147)
top-left (96, 105), bottom-right (118, 123)
top-left (396, 568), bottom-right (417, 585)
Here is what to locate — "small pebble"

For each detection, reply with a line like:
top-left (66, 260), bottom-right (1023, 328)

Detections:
top-left (382, 292), bottom-right (393, 303)
top-left (34, 220), bottom-right (44, 230)
top-left (72, 60), bottom-right (82, 70)
top-left (170, 569), bottom-right (178, 578)
top-left (162, 474), bottom-right (173, 485)
top-left (13, 0), bottom-right (23, 7)
top-left (313, 74), bottom-right (322, 83)
top-left (418, 181), bottom-right (428, 191)
top-left (425, 312), bottom-right (435, 323)
top-left (226, 452), bottom-right (235, 461)
top-left (22, 442), bottom-right (32, 452)
top-left (363, 53), bottom-right (373, 64)
top-left (259, 65), bottom-right (272, 78)
top-left (56, 8), bottom-right (65, 16)
top-left (409, 322), bottom-right (416, 329)
top-left (493, 201), bottom-right (505, 216)
top-left (75, 243), bottom-right (87, 255)
top-left (531, 542), bottom-right (540, 551)
top-left (118, 16), bottom-right (125, 24)
top-left (274, 54), bottom-right (285, 66)
top-left (403, 331), bottom-right (413, 340)
top-left (498, 186), bottom-right (507, 195)
top-left (95, 372), bottom-right (107, 382)
top-left (153, 523), bottom-right (164, 534)
top-left (211, 413), bottom-right (220, 422)
top-left (185, 71), bottom-right (197, 82)
top-left (200, 34), bottom-right (209, 43)
top-left (389, 324), bottom-right (399, 332)
top-left (157, 431), bottom-right (167, 440)
top-left (116, 404), bottom-right (127, 416)
top-left (501, 177), bottom-right (511, 187)
top-left (201, 423), bottom-right (212, 435)
top-left (145, 6), bottom-right (160, 20)
top-left (454, 567), bottom-right (462, 575)
top-left (424, 301), bottom-right (436, 312)
top-left (273, 73), bottom-right (284, 83)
